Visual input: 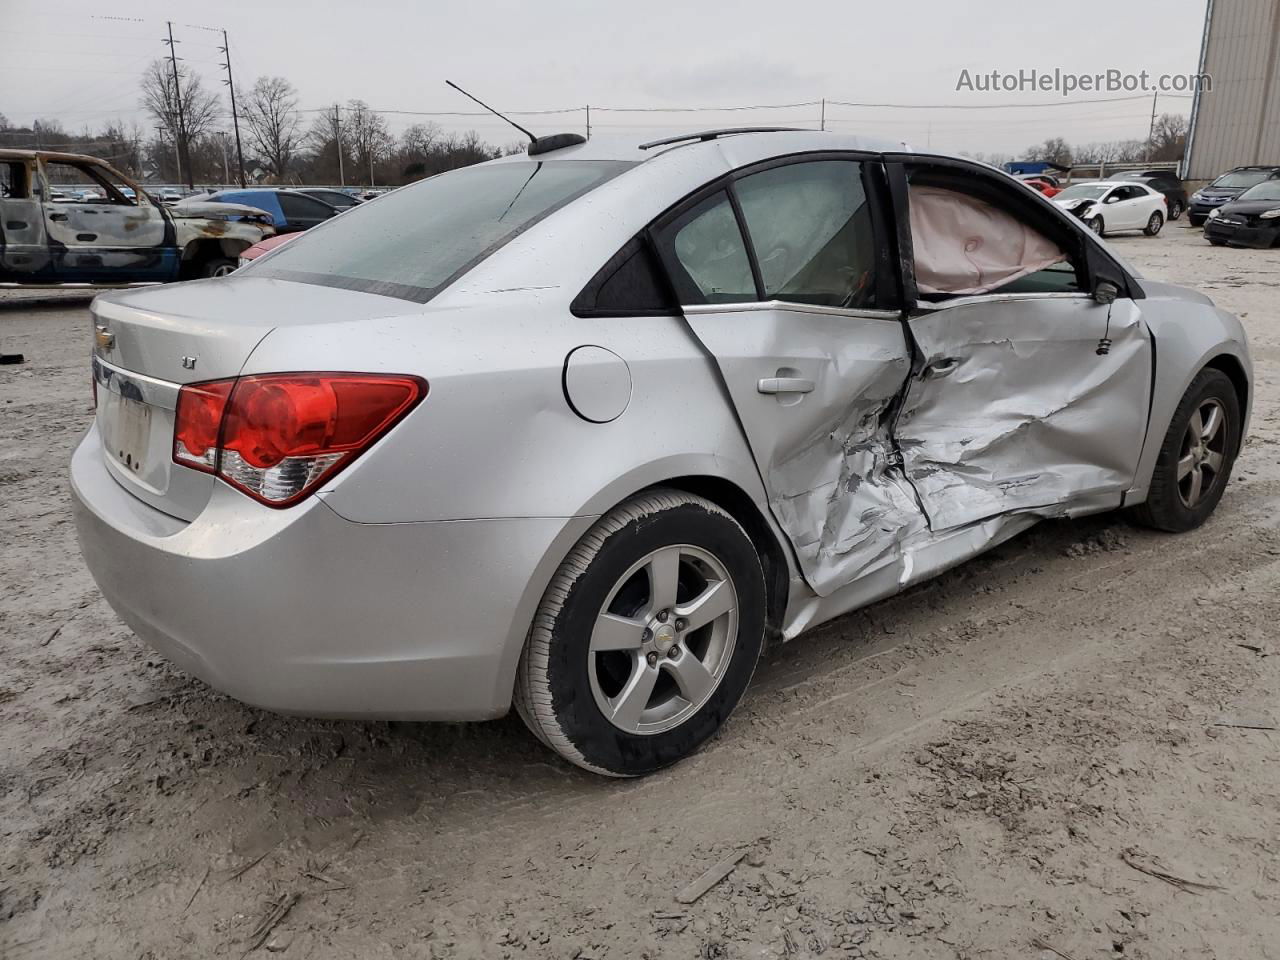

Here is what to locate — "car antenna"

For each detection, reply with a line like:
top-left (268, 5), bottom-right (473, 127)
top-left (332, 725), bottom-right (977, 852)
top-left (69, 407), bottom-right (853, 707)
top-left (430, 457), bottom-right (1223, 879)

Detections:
top-left (445, 81), bottom-right (585, 156)
top-left (445, 80), bottom-right (537, 143)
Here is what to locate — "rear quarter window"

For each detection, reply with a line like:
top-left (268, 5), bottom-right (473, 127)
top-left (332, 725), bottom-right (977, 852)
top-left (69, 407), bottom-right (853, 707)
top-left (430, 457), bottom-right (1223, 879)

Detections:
top-left (249, 160), bottom-right (632, 302)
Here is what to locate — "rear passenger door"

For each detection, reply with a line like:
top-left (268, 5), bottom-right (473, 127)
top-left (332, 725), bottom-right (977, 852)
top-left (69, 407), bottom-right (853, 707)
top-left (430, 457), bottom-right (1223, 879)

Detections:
top-left (651, 157), bottom-right (924, 597)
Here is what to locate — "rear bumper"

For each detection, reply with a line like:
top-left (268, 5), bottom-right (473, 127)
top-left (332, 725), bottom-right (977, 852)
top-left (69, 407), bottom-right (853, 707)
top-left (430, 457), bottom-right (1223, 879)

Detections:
top-left (1204, 219), bottom-right (1280, 249)
top-left (71, 424), bottom-right (591, 720)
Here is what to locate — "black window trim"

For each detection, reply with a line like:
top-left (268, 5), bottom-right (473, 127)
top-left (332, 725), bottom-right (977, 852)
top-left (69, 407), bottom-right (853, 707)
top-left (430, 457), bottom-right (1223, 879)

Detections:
top-left (575, 149), bottom-right (904, 319)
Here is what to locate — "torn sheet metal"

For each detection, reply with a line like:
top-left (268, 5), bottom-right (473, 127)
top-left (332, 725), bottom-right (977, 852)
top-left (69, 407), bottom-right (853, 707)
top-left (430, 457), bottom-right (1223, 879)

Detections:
top-left (682, 304), bottom-right (927, 597)
top-left (895, 295), bottom-right (1151, 532)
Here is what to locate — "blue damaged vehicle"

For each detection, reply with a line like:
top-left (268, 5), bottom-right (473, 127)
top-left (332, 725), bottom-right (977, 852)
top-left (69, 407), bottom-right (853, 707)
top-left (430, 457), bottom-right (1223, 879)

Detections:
top-left (0, 150), bottom-right (273, 286)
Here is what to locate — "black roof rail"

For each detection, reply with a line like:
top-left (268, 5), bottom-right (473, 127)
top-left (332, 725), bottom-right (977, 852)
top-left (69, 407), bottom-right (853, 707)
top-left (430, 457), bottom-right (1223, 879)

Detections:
top-left (638, 127), bottom-right (808, 151)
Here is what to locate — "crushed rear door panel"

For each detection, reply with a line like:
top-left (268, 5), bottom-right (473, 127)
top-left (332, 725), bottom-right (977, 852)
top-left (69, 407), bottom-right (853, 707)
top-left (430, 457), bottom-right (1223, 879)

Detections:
top-left (683, 305), bottom-right (926, 596)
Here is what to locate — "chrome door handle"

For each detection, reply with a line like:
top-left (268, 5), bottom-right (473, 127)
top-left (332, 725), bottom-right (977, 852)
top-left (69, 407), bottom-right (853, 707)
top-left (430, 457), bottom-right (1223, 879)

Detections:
top-left (922, 357), bottom-right (961, 380)
top-left (757, 377), bottom-right (815, 395)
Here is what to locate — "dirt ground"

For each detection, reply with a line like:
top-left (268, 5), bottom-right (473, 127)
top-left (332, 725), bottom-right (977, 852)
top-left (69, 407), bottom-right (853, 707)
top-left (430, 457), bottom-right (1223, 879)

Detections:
top-left (3, 223), bottom-right (1279, 960)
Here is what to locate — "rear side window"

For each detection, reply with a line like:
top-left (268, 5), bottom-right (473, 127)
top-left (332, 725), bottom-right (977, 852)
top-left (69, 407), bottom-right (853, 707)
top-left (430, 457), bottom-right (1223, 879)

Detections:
top-left (251, 160), bottom-right (631, 302)
top-left (279, 193), bottom-right (336, 220)
top-left (734, 160), bottom-right (879, 308)
top-left (0, 162), bottom-right (26, 199)
top-left (653, 191), bottom-right (756, 305)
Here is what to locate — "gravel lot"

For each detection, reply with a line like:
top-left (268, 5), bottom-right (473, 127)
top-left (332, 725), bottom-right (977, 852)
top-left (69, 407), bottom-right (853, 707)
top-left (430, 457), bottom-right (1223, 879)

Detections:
top-left (3, 223), bottom-right (1279, 959)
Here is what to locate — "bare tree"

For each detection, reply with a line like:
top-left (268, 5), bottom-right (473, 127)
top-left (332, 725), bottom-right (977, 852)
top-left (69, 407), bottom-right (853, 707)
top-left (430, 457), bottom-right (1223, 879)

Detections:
top-left (140, 59), bottom-right (220, 183)
top-left (400, 122), bottom-right (441, 159)
top-left (305, 108), bottom-right (348, 183)
top-left (343, 100), bottom-right (392, 185)
top-left (0, 113), bottom-right (9, 131)
top-left (242, 76), bottom-right (302, 180)
top-left (1147, 113), bottom-right (1188, 163)
top-left (1023, 137), bottom-right (1073, 167)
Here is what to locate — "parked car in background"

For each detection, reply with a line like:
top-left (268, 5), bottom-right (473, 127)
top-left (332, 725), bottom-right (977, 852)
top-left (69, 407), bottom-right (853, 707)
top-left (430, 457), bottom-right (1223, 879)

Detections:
top-left (1020, 176), bottom-right (1062, 197)
top-left (1052, 181), bottom-right (1167, 236)
top-left (294, 187), bottom-right (362, 211)
top-left (72, 130), bottom-right (1251, 776)
top-left (157, 188), bottom-right (184, 204)
top-left (236, 231), bottom-right (300, 267)
top-left (1204, 179), bottom-right (1280, 248)
top-left (1188, 166), bottom-right (1280, 226)
top-left (194, 188), bottom-right (341, 233)
top-left (1115, 169), bottom-right (1188, 220)
top-left (0, 150), bottom-right (273, 285)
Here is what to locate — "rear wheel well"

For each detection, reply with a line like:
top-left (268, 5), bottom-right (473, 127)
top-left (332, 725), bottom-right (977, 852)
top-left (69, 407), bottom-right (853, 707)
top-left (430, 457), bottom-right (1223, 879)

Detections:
top-left (1204, 355), bottom-right (1250, 453)
top-left (179, 238), bottom-right (249, 278)
top-left (656, 476), bottom-right (791, 645)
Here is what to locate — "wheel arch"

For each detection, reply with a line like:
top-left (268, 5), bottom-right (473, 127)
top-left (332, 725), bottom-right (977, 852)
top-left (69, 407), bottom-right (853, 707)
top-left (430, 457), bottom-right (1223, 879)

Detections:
top-left (653, 474), bottom-right (791, 645)
top-left (1204, 353), bottom-right (1250, 454)
top-left (496, 469), bottom-right (797, 714)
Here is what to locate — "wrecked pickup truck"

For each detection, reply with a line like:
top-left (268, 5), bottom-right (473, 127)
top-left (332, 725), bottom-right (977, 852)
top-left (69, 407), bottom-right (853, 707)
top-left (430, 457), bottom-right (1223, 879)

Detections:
top-left (0, 150), bottom-right (273, 286)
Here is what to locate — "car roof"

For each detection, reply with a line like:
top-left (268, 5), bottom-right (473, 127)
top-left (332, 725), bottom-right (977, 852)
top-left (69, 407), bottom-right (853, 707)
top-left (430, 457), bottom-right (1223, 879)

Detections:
top-left (486, 129), bottom-right (916, 167)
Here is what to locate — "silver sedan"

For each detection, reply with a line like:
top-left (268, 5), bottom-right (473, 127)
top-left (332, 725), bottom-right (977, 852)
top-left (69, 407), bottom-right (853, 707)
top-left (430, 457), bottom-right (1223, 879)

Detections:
top-left (72, 130), bottom-right (1251, 776)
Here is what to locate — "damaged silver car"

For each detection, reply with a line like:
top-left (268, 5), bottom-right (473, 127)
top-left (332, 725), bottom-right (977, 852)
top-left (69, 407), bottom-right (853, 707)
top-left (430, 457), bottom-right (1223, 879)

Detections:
top-left (71, 129), bottom-right (1251, 777)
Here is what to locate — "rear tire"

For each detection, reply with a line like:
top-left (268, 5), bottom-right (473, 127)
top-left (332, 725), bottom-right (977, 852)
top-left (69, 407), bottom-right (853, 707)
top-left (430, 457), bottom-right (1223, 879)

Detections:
top-left (198, 256), bottom-right (237, 278)
top-left (1168, 200), bottom-right (1184, 220)
top-left (1131, 369), bottom-right (1241, 533)
top-left (1144, 211), bottom-right (1164, 236)
top-left (514, 489), bottom-right (766, 777)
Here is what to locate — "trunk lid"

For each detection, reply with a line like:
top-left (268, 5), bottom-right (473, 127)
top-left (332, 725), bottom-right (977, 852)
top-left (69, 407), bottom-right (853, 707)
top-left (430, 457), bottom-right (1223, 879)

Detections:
top-left (90, 276), bottom-right (419, 520)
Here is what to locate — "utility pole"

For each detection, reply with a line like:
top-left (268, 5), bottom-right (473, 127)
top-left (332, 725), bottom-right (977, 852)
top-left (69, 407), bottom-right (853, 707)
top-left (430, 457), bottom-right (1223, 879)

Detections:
top-left (218, 132), bottom-right (230, 184)
top-left (333, 104), bottom-right (345, 186)
top-left (1146, 90), bottom-right (1159, 160)
top-left (218, 29), bottom-right (247, 187)
top-left (585, 104), bottom-right (591, 139)
top-left (820, 98), bottom-right (825, 132)
top-left (163, 21), bottom-right (192, 190)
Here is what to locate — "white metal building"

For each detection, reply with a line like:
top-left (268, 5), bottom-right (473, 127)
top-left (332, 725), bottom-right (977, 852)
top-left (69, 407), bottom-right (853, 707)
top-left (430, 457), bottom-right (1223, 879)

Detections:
top-left (1183, 0), bottom-right (1280, 180)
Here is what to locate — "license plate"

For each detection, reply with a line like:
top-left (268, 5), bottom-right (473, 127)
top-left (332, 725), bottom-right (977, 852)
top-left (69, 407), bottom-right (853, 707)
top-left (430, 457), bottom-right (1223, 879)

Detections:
top-left (100, 392), bottom-right (152, 474)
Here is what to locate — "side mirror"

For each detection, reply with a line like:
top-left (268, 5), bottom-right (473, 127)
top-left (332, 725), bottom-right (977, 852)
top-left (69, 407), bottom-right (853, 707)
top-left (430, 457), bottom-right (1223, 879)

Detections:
top-left (1104, 195), bottom-right (1119, 204)
top-left (1094, 280), bottom-right (1120, 304)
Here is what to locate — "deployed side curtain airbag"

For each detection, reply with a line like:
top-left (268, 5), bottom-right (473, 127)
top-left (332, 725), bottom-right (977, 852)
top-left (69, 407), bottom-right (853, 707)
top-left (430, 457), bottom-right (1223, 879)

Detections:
top-left (909, 185), bottom-right (1066, 296)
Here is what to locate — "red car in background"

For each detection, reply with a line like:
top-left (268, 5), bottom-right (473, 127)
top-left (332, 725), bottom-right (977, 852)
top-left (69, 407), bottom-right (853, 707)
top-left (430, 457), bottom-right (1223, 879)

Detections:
top-left (1020, 176), bottom-right (1062, 198)
top-left (235, 231), bottom-right (300, 268)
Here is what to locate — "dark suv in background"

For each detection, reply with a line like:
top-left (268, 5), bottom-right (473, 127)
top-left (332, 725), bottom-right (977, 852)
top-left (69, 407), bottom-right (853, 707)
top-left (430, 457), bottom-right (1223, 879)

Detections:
top-left (1116, 169), bottom-right (1189, 220)
top-left (1189, 166), bottom-right (1280, 226)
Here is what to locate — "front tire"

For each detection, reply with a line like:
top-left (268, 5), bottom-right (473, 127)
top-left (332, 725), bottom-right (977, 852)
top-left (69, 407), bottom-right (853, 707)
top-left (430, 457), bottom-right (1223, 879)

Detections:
top-left (1087, 216), bottom-right (1105, 236)
top-left (515, 490), bottom-right (766, 777)
top-left (1144, 211), bottom-right (1164, 236)
top-left (1189, 215), bottom-right (1206, 227)
top-left (1131, 369), bottom-right (1241, 533)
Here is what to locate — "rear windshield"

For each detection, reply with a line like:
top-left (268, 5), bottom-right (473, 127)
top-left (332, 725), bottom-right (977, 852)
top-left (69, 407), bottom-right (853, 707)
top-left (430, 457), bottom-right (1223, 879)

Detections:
top-left (1211, 170), bottom-right (1274, 189)
top-left (249, 160), bottom-right (632, 302)
top-left (1239, 181), bottom-right (1280, 202)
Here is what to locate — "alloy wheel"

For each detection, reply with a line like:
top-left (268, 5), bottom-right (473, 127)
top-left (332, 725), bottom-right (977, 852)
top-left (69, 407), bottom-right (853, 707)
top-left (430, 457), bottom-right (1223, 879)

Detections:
top-left (1089, 217), bottom-right (1104, 236)
top-left (210, 263), bottom-right (236, 277)
top-left (587, 544), bottom-right (738, 735)
top-left (1177, 398), bottom-right (1228, 508)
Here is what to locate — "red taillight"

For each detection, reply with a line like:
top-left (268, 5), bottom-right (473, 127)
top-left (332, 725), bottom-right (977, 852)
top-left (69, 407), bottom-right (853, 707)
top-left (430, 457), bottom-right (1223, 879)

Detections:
top-left (174, 380), bottom-right (235, 472)
top-left (173, 373), bottom-right (426, 507)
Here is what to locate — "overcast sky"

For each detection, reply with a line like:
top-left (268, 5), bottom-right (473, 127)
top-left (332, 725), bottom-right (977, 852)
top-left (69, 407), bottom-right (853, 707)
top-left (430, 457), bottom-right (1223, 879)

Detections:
top-left (5, 0), bottom-right (1208, 157)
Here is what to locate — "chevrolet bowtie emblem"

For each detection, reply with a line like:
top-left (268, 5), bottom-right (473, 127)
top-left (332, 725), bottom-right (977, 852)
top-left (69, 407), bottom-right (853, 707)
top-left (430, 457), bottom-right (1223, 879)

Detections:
top-left (94, 325), bottom-right (114, 350)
